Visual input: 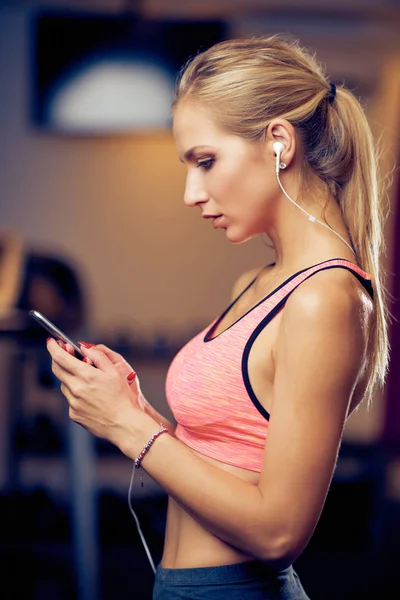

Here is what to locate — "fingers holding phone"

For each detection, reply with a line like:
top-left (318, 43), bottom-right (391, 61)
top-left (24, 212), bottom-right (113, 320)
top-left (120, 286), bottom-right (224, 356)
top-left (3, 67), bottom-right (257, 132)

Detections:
top-left (62, 340), bottom-right (95, 365)
top-left (29, 310), bottom-right (85, 359)
top-left (29, 310), bottom-right (97, 366)
top-left (77, 341), bottom-right (97, 365)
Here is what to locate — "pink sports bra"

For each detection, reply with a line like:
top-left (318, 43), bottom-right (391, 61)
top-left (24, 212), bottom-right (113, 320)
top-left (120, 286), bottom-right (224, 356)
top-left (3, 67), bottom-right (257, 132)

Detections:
top-left (166, 259), bottom-right (373, 472)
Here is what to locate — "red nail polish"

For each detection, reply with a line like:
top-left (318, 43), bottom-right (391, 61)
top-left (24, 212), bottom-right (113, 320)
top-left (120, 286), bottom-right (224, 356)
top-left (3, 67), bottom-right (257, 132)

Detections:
top-left (127, 371), bottom-right (136, 382)
top-left (78, 341), bottom-right (95, 348)
top-left (46, 337), bottom-right (52, 343)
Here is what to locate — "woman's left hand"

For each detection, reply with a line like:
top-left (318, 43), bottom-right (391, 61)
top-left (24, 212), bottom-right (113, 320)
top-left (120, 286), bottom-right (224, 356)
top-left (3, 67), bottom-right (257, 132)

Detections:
top-left (46, 338), bottom-right (155, 455)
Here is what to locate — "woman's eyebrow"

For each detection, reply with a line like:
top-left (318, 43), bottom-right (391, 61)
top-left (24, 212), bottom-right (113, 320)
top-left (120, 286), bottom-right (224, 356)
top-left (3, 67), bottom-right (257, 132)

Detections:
top-left (180, 145), bottom-right (210, 163)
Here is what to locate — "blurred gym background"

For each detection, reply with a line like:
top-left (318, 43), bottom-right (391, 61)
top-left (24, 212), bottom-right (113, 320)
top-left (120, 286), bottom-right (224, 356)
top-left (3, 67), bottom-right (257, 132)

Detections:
top-left (0, 1), bottom-right (399, 598)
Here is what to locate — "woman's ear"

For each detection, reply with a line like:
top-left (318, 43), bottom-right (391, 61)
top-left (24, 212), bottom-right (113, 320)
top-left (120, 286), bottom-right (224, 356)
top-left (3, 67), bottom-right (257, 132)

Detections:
top-left (267, 119), bottom-right (296, 170)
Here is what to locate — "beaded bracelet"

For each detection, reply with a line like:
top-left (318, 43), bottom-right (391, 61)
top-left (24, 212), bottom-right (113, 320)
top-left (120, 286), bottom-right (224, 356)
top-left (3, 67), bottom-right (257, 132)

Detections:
top-left (134, 424), bottom-right (168, 485)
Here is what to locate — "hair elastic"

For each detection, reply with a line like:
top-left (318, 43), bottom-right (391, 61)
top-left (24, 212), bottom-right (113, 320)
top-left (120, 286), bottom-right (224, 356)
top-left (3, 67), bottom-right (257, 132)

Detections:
top-left (328, 82), bottom-right (336, 103)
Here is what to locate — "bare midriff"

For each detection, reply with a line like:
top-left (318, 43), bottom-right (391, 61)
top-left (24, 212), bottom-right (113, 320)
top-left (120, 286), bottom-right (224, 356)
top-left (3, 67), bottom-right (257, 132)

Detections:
top-left (160, 368), bottom-right (368, 570)
top-left (161, 451), bottom-right (260, 569)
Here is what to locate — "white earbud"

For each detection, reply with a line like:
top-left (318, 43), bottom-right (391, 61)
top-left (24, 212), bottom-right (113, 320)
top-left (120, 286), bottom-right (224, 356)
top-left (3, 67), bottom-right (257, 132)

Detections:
top-left (273, 142), bottom-right (286, 173)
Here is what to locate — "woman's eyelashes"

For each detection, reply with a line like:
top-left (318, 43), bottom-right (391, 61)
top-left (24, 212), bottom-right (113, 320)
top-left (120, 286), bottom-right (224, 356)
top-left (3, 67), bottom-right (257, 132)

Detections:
top-left (197, 157), bottom-right (215, 171)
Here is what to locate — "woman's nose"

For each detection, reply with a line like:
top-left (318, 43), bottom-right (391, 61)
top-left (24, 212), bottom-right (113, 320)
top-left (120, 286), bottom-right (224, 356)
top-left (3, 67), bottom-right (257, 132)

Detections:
top-left (183, 171), bottom-right (209, 208)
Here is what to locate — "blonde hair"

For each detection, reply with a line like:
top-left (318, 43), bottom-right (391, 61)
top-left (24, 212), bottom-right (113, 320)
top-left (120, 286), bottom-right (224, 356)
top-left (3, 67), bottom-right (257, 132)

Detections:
top-left (173, 35), bottom-right (389, 406)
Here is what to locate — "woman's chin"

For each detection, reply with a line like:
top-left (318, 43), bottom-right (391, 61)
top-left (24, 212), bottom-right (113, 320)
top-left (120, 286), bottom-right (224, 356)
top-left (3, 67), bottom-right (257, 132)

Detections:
top-left (225, 227), bottom-right (256, 245)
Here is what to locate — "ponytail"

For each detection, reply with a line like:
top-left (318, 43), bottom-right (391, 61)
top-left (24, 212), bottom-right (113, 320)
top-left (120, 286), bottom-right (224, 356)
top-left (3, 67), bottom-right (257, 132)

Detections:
top-left (174, 35), bottom-right (390, 404)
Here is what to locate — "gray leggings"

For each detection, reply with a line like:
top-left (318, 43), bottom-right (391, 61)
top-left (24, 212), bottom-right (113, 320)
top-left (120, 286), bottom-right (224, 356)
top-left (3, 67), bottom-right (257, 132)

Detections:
top-left (153, 560), bottom-right (310, 599)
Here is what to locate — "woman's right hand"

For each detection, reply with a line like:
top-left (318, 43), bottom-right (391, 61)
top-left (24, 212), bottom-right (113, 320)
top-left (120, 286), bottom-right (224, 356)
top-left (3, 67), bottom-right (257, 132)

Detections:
top-left (60, 340), bottom-right (148, 411)
top-left (95, 344), bottom-right (149, 411)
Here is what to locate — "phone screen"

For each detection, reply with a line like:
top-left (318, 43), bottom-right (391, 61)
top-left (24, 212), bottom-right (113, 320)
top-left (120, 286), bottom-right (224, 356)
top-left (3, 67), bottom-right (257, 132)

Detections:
top-left (29, 310), bottom-right (85, 359)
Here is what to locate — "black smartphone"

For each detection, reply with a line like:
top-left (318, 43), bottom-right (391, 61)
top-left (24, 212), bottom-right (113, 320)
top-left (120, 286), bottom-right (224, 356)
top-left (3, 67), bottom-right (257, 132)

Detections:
top-left (29, 310), bottom-right (85, 359)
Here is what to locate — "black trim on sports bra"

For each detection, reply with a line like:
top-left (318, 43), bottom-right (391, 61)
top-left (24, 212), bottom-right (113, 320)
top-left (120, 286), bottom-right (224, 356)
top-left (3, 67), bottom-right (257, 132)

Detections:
top-left (241, 263), bottom-right (374, 421)
top-left (322, 266), bottom-right (374, 300)
top-left (242, 296), bottom-right (288, 421)
top-left (204, 258), bottom-right (373, 343)
top-left (204, 262), bottom-right (303, 343)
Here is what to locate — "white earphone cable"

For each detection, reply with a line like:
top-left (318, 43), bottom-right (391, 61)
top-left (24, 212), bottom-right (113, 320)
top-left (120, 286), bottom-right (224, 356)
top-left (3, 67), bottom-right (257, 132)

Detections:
top-left (128, 463), bottom-right (157, 574)
top-left (275, 163), bottom-right (356, 257)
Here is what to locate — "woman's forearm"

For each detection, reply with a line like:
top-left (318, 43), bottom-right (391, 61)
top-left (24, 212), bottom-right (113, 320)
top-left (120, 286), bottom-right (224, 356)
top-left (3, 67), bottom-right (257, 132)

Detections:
top-left (122, 426), bottom-right (287, 564)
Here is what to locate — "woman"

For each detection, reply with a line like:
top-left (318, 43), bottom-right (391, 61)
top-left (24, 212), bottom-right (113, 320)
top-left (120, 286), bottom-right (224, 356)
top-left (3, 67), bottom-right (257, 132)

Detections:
top-left (47, 36), bottom-right (389, 599)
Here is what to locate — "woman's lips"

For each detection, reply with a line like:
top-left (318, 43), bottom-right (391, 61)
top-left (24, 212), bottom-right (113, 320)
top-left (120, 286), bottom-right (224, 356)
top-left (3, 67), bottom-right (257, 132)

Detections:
top-left (212, 215), bottom-right (225, 228)
top-left (201, 214), bottom-right (225, 228)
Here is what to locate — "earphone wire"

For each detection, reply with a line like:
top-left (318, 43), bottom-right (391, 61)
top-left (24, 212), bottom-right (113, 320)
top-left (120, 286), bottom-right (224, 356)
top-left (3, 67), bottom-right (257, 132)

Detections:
top-left (275, 168), bottom-right (356, 257)
top-left (128, 463), bottom-right (157, 574)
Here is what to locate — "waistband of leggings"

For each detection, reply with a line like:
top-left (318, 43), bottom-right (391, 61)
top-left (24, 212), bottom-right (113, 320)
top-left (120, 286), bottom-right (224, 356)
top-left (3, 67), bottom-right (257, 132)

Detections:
top-left (155, 560), bottom-right (293, 585)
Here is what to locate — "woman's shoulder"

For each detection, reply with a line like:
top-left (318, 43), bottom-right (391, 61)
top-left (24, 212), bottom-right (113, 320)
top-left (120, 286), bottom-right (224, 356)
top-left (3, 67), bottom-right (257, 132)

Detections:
top-left (273, 266), bottom-right (374, 413)
top-left (291, 265), bottom-right (373, 307)
top-left (283, 266), bottom-right (374, 337)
